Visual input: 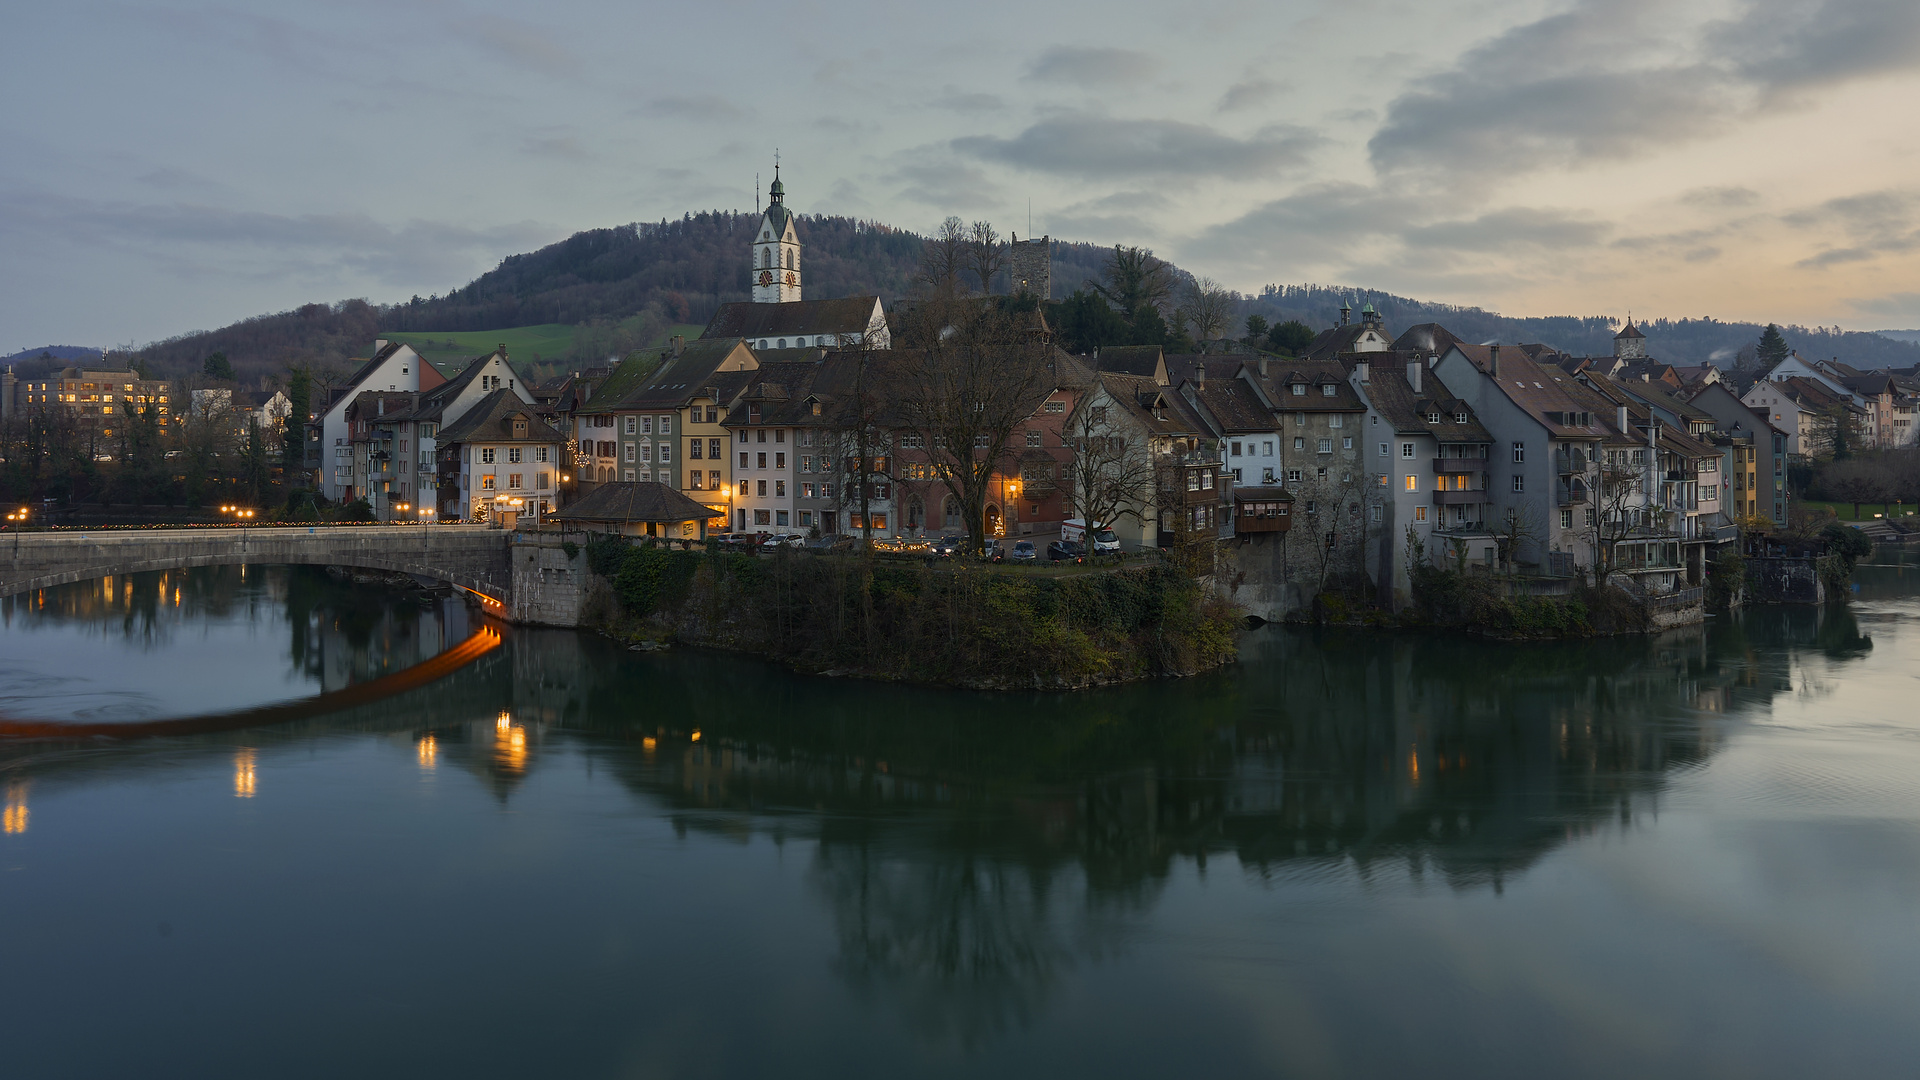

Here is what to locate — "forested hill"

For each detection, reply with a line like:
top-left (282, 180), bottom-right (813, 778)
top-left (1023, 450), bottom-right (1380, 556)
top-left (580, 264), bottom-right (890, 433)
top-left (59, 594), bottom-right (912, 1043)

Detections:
top-left (113, 211), bottom-right (1920, 384)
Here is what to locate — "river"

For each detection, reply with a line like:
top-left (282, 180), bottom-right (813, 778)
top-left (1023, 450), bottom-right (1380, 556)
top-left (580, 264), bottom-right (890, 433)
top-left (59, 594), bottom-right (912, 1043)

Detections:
top-left (1, 556), bottom-right (1918, 1078)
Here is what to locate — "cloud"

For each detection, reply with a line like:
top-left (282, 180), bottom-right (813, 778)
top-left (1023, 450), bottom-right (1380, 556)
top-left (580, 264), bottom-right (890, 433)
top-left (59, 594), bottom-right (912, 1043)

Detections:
top-left (1850, 292), bottom-right (1920, 323)
top-left (1680, 186), bottom-right (1760, 209)
top-left (954, 115), bottom-right (1322, 180)
top-left (647, 95), bottom-right (748, 122)
top-left (1368, 0), bottom-right (1920, 186)
top-left (1025, 46), bottom-right (1160, 87)
top-left (1784, 189), bottom-right (1920, 267)
top-left (931, 87), bottom-right (1004, 112)
top-left (889, 157), bottom-right (1003, 211)
top-left (1218, 78), bottom-right (1285, 113)
top-left (1404, 207), bottom-right (1609, 252)
top-left (0, 190), bottom-right (554, 289)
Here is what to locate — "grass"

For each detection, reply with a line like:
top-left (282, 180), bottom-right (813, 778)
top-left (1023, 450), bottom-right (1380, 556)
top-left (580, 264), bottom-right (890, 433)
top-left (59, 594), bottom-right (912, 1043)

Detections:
top-left (1797, 499), bottom-right (1917, 522)
top-left (378, 321), bottom-right (707, 374)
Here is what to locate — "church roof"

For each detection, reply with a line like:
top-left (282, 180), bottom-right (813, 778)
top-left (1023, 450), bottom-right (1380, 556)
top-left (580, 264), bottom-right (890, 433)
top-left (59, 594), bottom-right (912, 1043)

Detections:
top-left (1615, 320), bottom-right (1646, 340)
top-left (702, 297), bottom-right (881, 340)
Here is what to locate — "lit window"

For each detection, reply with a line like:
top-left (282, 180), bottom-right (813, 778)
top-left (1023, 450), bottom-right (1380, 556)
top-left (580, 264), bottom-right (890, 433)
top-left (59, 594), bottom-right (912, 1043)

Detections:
top-left (1405, 475), bottom-right (1418, 491)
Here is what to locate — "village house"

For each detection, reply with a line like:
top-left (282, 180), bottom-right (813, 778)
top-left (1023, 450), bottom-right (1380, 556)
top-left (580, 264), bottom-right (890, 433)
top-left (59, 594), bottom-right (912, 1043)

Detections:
top-left (433, 388), bottom-right (568, 524)
top-left (1684, 381), bottom-right (1790, 526)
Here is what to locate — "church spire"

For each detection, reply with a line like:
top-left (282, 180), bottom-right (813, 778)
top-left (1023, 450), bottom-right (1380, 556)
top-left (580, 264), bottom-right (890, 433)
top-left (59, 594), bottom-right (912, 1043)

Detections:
top-left (752, 155), bottom-right (801, 303)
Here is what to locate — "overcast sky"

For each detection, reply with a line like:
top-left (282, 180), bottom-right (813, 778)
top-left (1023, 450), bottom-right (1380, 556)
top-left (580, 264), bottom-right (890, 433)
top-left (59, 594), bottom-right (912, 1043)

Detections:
top-left (6, 0), bottom-right (1920, 351)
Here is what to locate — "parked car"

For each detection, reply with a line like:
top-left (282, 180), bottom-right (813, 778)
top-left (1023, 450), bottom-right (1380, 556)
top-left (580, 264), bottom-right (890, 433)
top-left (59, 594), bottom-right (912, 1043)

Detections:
top-left (980, 538), bottom-right (1004, 562)
top-left (759, 533), bottom-right (805, 550)
top-left (805, 534), bottom-right (855, 554)
top-left (709, 532), bottom-right (756, 552)
top-left (1009, 540), bottom-right (1038, 562)
top-left (932, 533), bottom-right (962, 557)
top-left (1047, 540), bottom-right (1085, 563)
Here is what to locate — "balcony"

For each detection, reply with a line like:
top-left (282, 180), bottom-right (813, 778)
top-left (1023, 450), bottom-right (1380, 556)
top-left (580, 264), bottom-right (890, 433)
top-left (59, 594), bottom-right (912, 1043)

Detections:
top-left (1557, 477), bottom-right (1589, 505)
top-left (1555, 448), bottom-right (1588, 475)
top-left (1432, 489), bottom-right (1486, 506)
top-left (1431, 457), bottom-right (1483, 474)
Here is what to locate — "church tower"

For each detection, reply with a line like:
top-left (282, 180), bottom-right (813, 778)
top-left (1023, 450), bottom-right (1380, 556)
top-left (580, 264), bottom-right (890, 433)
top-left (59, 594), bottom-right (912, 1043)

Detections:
top-left (1613, 317), bottom-right (1647, 359)
top-left (752, 166), bottom-right (802, 303)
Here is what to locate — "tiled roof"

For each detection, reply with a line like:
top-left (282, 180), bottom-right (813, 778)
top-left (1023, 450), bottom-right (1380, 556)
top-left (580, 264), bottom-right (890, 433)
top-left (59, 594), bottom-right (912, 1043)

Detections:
top-left (553, 482), bottom-right (716, 524)
top-left (702, 297), bottom-right (880, 339)
top-left (434, 388), bottom-right (565, 445)
top-left (1357, 359), bottom-right (1492, 442)
top-left (1093, 345), bottom-right (1164, 378)
top-left (1452, 344), bottom-right (1605, 440)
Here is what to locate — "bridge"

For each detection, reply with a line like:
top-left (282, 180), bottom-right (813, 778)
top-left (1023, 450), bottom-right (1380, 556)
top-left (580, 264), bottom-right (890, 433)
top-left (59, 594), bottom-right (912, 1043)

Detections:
top-left (2, 524), bottom-right (515, 607)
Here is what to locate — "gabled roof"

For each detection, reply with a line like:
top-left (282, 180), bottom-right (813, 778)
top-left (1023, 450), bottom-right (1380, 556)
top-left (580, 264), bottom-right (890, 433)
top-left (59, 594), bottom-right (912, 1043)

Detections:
top-left (1097, 372), bottom-right (1207, 438)
top-left (1357, 358), bottom-right (1491, 442)
top-left (1237, 358), bottom-right (1367, 414)
top-left (1094, 345), bottom-right (1165, 378)
top-left (578, 354), bottom-right (667, 415)
top-left (397, 347), bottom-right (518, 423)
top-left (1449, 344), bottom-right (1605, 440)
top-left (1772, 375), bottom-right (1866, 413)
top-left (1188, 378), bottom-right (1273, 435)
top-left (702, 297), bottom-right (881, 340)
top-left (434, 388), bottom-right (565, 445)
top-left (603, 338), bottom-right (755, 412)
top-left (1391, 323), bottom-right (1468, 358)
top-left (553, 482), bottom-right (717, 524)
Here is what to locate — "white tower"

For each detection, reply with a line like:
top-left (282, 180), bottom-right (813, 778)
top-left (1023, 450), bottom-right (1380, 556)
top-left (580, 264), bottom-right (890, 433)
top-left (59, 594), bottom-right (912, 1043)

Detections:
top-left (752, 166), bottom-right (801, 303)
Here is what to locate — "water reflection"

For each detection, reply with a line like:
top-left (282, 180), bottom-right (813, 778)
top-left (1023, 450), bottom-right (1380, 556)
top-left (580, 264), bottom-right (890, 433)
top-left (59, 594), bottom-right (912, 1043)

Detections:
top-left (0, 566), bottom-right (1902, 1061)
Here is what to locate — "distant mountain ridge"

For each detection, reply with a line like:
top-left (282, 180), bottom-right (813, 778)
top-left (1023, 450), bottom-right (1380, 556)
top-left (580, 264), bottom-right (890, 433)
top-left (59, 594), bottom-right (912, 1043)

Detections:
top-left (108, 211), bottom-right (1920, 384)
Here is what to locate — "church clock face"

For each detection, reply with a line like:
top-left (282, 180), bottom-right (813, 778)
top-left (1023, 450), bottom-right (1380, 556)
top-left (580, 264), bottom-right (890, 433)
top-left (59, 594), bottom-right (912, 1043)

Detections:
top-left (759, 270), bottom-right (774, 287)
top-left (784, 271), bottom-right (796, 286)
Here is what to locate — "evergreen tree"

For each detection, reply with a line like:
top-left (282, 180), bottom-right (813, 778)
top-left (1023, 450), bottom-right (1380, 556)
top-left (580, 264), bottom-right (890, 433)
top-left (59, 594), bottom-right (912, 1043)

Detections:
top-left (1267, 320), bottom-right (1317, 356)
top-left (202, 351), bottom-right (236, 380)
top-left (1244, 314), bottom-right (1269, 346)
top-left (1757, 324), bottom-right (1790, 371)
top-left (282, 364), bottom-right (311, 481)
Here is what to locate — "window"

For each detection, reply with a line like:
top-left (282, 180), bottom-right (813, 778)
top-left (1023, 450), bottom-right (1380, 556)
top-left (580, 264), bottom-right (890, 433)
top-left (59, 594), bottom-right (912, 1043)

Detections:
top-left (481, 448), bottom-right (495, 464)
top-left (1512, 442), bottom-right (1525, 463)
top-left (1287, 470), bottom-right (1301, 483)
top-left (1405, 475), bottom-right (1418, 491)
top-left (690, 472), bottom-right (703, 490)
top-left (801, 455), bottom-right (814, 472)
top-left (757, 453), bottom-right (767, 469)
top-left (1294, 437), bottom-right (1305, 451)
top-left (625, 444), bottom-right (636, 463)
top-left (1026, 430), bottom-right (1042, 447)
top-left (1401, 443), bottom-right (1415, 458)
top-left (776, 510), bottom-right (789, 526)
top-left (537, 447), bottom-right (548, 463)
top-left (623, 469), bottom-right (635, 482)
top-left (690, 439), bottom-right (703, 460)
top-left (757, 480), bottom-right (767, 496)
top-left (659, 444), bottom-right (670, 464)
top-left (775, 480), bottom-right (786, 497)
top-left (1291, 384), bottom-right (1307, 397)
top-left (636, 417), bottom-right (650, 436)
top-left (775, 453), bottom-right (785, 469)
top-left (1317, 438), bottom-right (1332, 454)
top-left (1456, 412), bottom-right (1468, 424)
top-left (1232, 468), bottom-right (1243, 483)
top-left (1045, 400), bottom-right (1065, 413)
top-left (739, 480), bottom-right (749, 496)
top-left (624, 417), bottom-right (636, 435)
top-left (481, 474), bottom-right (495, 490)
top-left (508, 447), bottom-right (522, 464)
top-left (802, 482), bottom-right (816, 499)
top-left (775, 429), bottom-right (785, 444)
top-left (1264, 441), bottom-right (1274, 456)
top-left (1560, 509), bottom-right (1573, 529)
top-left (754, 509), bottom-right (771, 525)
top-left (1317, 467), bottom-right (1328, 481)
top-left (508, 473), bottom-right (522, 489)
top-left (660, 416), bottom-right (671, 434)
top-left (1343, 438), bottom-right (1353, 450)
top-left (1512, 475), bottom-right (1525, 492)
top-left (1414, 506), bottom-right (1428, 522)
top-left (1322, 384), bottom-right (1336, 397)
top-left (1231, 441), bottom-right (1242, 456)
top-left (974, 435), bottom-right (989, 448)
top-left (738, 429), bottom-right (748, 443)
top-left (1329, 415), bottom-right (1343, 428)
top-left (1371, 505), bottom-right (1383, 523)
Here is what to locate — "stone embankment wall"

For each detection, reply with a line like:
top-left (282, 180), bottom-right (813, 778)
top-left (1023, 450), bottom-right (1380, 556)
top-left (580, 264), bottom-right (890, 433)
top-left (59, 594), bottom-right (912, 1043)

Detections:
top-left (1747, 557), bottom-right (1826, 604)
top-left (507, 533), bottom-right (593, 626)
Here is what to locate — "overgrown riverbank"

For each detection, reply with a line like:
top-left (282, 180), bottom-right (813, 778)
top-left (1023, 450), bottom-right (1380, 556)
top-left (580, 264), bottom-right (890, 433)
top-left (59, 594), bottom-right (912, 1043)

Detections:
top-left (582, 538), bottom-right (1240, 689)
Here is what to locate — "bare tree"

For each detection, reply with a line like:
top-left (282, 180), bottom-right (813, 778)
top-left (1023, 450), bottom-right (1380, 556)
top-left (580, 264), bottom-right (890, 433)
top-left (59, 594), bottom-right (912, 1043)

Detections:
top-left (894, 299), bottom-right (1054, 553)
top-left (1822, 457), bottom-right (1896, 519)
top-left (1180, 277), bottom-right (1235, 344)
top-left (917, 216), bottom-right (969, 298)
top-left (822, 342), bottom-right (900, 542)
top-left (968, 220), bottom-right (1004, 296)
top-left (1493, 500), bottom-right (1546, 575)
top-left (1064, 389), bottom-right (1156, 536)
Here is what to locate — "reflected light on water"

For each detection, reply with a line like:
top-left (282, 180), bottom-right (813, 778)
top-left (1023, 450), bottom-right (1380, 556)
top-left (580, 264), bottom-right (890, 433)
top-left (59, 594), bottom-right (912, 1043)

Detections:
top-left (494, 724), bottom-right (528, 774)
top-left (2, 783), bottom-right (27, 834)
top-left (417, 734), bottom-right (438, 770)
top-left (234, 749), bottom-right (257, 798)
top-left (1409, 748), bottom-right (1420, 786)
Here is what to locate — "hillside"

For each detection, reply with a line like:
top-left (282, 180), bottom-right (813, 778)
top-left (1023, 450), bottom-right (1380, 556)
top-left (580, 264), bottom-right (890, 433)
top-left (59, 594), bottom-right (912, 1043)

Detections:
top-left (109, 211), bottom-right (1920, 384)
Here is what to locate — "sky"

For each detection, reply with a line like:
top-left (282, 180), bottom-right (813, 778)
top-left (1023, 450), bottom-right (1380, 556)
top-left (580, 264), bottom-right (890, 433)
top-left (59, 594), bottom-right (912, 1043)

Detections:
top-left (5, 0), bottom-right (1920, 352)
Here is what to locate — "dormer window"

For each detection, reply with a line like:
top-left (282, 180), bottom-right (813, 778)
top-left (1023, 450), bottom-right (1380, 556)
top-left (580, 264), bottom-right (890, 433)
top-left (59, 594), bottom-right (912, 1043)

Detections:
top-left (1426, 412), bottom-right (1441, 424)
top-left (1455, 412), bottom-right (1468, 424)
top-left (1291, 384), bottom-right (1306, 396)
top-left (1321, 384), bottom-right (1336, 397)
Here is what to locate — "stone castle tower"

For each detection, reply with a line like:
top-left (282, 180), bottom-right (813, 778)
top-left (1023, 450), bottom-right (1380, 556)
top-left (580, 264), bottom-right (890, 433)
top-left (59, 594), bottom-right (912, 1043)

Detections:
top-left (1008, 233), bottom-right (1051, 300)
top-left (752, 168), bottom-right (802, 303)
top-left (1613, 318), bottom-right (1647, 359)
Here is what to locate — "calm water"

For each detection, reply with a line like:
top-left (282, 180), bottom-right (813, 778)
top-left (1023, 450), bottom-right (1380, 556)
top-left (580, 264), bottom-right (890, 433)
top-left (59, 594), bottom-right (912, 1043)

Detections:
top-left (2, 559), bottom-right (1919, 1078)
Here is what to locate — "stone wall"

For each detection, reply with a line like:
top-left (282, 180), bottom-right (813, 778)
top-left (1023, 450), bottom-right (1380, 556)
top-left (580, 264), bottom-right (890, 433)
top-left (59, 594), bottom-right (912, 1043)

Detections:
top-left (506, 533), bottom-right (593, 626)
top-left (1747, 556), bottom-right (1826, 604)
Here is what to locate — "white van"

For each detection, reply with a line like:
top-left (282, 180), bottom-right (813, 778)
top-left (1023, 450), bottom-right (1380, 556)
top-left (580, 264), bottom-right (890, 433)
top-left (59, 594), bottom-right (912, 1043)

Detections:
top-left (1061, 518), bottom-right (1121, 553)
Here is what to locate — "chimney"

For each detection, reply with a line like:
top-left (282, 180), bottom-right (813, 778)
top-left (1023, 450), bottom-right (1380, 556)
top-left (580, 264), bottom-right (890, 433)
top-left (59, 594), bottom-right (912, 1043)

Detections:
top-left (1258, 356), bottom-right (1268, 377)
top-left (374, 339), bottom-right (388, 353)
top-left (1489, 344), bottom-right (1500, 378)
top-left (1616, 404), bottom-right (1628, 433)
top-left (1409, 361), bottom-right (1421, 394)
top-left (377, 397), bottom-right (385, 416)
top-left (671, 335), bottom-right (685, 357)
top-left (1356, 360), bottom-right (1370, 384)
top-left (497, 343), bottom-right (507, 356)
